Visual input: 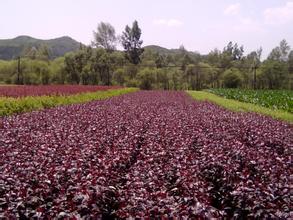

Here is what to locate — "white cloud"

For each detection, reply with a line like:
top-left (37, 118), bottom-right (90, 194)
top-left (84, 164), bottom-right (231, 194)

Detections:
top-left (233, 18), bottom-right (264, 33)
top-left (264, 1), bottom-right (293, 24)
top-left (153, 19), bottom-right (183, 27)
top-left (224, 3), bottom-right (241, 15)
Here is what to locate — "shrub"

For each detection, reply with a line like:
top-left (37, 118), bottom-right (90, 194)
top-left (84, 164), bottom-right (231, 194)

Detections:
top-left (222, 68), bottom-right (243, 88)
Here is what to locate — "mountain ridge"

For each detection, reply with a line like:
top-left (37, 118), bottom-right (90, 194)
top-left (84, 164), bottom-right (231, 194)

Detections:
top-left (0, 35), bottom-right (198, 60)
top-left (144, 45), bottom-right (200, 56)
top-left (0, 35), bottom-right (81, 60)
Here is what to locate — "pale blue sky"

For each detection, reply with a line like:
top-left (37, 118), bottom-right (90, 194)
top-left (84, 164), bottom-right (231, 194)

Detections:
top-left (1, 0), bottom-right (293, 58)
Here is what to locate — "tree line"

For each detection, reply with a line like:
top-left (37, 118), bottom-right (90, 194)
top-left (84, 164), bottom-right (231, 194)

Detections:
top-left (0, 21), bottom-right (292, 90)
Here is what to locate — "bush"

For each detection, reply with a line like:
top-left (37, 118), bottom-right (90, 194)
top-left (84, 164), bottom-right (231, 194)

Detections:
top-left (136, 68), bottom-right (156, 90)
top-left (113, 68), bottom-right (127, 86)
top-left (222, 68), bottom-right (243, 88)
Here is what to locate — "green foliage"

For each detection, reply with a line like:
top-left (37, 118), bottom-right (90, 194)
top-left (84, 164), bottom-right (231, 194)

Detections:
top-left (268, 39), bottom-right (290, 62)
top-left (0, 60), bottom-right (17, 83)
top-left (121, 20), bottom-right (144, 64)
top-left (208, 89), bottom-right (293, 113)
top-left (49, 57), bottom-right (66, 84)
top-left (113, 68), bottom-right (127, 85)
top-left (93, 22), bottom-right (117, 51)
top-left (155, 68), bottom-right (169, 89)
top-left (223, 42), bottom-right (244, 61)
top-left (136, 68), bottom-right (156, 90)
top-left (0, 33), bottom-right (292, 91)
top-left (187, 91), bottom-right (293, 123)
top-left (259, 60), bottom-right (288, 89)
top-left (0, 88), bottom-right (137, 116)
top-left (221, 68), bottom-right (243, 88)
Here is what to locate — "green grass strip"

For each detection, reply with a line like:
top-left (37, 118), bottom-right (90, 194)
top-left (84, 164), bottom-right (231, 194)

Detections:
top-left (0, 88), bottom-right (138, 116)
top-left (187, 91), bottom-right (293, 124)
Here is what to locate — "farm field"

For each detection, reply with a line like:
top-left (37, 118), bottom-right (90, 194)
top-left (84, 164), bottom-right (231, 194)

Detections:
top-left (0, 86), bottom-right (136, 116)
top-left (0, 91), bottom-right (292, 218)
top-left (188, 91), bottom-right (293, 123)
top-left (209, 89), bottom-right (293, 113)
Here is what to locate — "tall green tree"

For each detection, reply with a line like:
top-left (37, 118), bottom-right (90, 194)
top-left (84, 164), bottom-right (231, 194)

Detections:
top-left (268, 39), bottom-right (290, 61)
top-left (263, 40), bottom-right (291, 89)
top-left (279, 39), bottom-right (290, 61)
top-left (93, 22), bottom-right (117, 52)
top-left (121, 20), bottom-right (144, 64)
top-left (220, 42), bottom-right (244, 69)
top-left (206, 48), bottom-right (221, 66)
top-left (37, 44), bottom-right (51, 61)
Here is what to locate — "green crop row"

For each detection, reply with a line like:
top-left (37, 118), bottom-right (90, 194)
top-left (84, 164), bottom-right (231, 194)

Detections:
top-left (0, 88), bottom-right (138, 116)
top-left (187, 91), bottom-right (293, 123)
top-left (208, 89), bottom-right (293, 113)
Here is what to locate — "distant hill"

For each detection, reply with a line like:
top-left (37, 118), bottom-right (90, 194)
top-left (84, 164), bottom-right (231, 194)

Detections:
top-left (144, 45), bottom-right (200, 57)
top-left (0, 36), bottom-right (81, 60)
top-left (144, 45), bottom-right (173, 54)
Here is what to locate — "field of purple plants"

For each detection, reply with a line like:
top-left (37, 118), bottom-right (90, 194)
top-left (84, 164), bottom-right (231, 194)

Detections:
top-left (0, 91), bottom-right (292, 219)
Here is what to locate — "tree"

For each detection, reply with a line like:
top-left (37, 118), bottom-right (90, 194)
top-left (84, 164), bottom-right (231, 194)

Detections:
top-left (113, 68), bottom-right (127, 85)
top-left (154, 53), bottom-right (166, 68)
top-left (136, 68), bottom-right (155, 90)
top-left (206, 48), bottom-right (221, 66)
top-left (174, 45), bottom-right (192, 70)
top-left (280, 39), bottom-right (290, 61)
top-left (244, 47), bottom-right (262, 89)
top-left (37, 44), bottom-right (51, 61)
top-left (222, 68), bottom-right (243, 88)
top-left (221, 42), bottom-right (244, 68)
top-left (25, 46), bottom-right (38, 59)
top-left (50, 57), bottom-right (66, 84)
top-left (232, 44), bottom-right (244, 60)
top-left (268, 39), bottom-right (290, 61)
top-left (265, 40), bottom-right (291, 89)
top-left (93, 22), bottom-right (117, 52)
top-left (268, 47), bottom-right (282, 61)
top-left (64, 53), bottom-right (79, 84)
top-left (259, 60), bottom-right (288, 89)
top-left (121, 20), bottom-right (144, 64)
top-left (156, 68), bottom-right (169, 89)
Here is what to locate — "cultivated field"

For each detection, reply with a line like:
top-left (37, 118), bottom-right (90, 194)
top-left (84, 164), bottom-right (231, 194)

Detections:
top-left (209, 89), bottom-right (293, 113)
top-left (0, 86), bottom-right (135, 116)
top-left (0, 91), bottom-right (291, 218)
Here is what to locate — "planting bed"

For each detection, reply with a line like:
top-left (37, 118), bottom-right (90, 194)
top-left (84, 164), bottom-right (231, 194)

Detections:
top-left (0, 91), bottom-right (292, 218)
top-left (0, 85), bottom-right (122, 97)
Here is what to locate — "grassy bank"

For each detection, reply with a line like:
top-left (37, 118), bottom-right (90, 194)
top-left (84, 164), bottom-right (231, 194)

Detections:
top-left (187, 91), bottom-right (293, 123)
top-left (0, 88), bottom-right (137, 116)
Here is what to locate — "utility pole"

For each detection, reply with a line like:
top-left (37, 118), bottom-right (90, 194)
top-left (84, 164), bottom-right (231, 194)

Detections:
top-left (252, 56), bottom-right (258, 90)
top-left (17, 56), bottom-right (21, 84)
top-left (253, 65), bottom-right (257, 90)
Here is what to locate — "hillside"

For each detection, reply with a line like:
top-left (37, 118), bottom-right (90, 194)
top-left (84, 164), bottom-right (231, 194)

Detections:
top-left (144, 45), bottom-right (200, 56)
top-left (0, 36), bottom-right (81, 60)
top-left (144, 45), bottom-right (173, 54)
